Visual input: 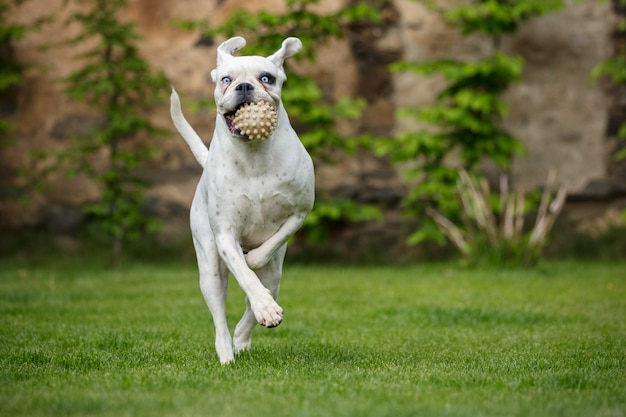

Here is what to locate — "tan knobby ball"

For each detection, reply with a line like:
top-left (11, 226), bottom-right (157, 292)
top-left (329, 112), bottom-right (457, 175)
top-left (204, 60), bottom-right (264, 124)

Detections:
top-left (232, 101), bottom-right (278, 140)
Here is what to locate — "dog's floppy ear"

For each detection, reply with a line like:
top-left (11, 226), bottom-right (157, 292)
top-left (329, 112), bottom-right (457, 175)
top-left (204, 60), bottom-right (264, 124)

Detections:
top-left (216, 36), bottom-right (246, 66)
top-left (267, 37), bottom-right (302, 71)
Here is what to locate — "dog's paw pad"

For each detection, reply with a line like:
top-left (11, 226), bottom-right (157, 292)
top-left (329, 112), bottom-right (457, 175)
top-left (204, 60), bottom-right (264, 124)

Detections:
top-left (265, 321), bottom-right (281, 329)
top-left (233, 101), bottom-right (278, 141)
top-left (252, 299), bottom-right (283, 328)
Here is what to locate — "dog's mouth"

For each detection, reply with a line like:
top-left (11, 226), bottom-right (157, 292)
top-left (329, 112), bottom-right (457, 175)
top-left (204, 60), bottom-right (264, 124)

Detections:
top-left (224, 102), bottom-right (253, 140)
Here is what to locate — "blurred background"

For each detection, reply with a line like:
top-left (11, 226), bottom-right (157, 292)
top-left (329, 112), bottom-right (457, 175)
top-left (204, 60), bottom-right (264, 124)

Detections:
top-left (1, 0), bottom-right (624, 266)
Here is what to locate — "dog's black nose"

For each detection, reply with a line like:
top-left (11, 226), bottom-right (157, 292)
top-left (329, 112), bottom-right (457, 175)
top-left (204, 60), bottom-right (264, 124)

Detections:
top-left (235, 83), bottom-right (254, 92)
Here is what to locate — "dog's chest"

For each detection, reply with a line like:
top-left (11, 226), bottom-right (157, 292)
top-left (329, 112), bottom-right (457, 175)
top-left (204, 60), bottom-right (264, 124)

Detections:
top-left (241, 178), bottom-right (295, 221)
top-left (208, 170), bottom-right (308, 249)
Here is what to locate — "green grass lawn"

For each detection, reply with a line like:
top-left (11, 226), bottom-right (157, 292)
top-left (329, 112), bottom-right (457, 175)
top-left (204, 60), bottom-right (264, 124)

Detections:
top-left (1, 259), bottom-right (625, 417)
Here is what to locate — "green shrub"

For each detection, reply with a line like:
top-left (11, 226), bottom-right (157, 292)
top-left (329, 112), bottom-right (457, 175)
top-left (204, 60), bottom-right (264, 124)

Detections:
top-left (41, 0), bottom-right (170, 268)
top-left (0, 1), bottom-right (24, 144)
top-left (378, 0), bottom-right (564, 246)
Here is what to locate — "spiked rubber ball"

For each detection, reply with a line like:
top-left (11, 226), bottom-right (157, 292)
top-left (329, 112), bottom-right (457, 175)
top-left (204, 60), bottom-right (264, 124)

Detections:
top-left (233, 101), bottom-right (278, 140)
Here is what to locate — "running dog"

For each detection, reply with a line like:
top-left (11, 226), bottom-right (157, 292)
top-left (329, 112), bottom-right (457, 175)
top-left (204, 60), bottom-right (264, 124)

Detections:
top-left (170, 36), bottom-right (315, 364)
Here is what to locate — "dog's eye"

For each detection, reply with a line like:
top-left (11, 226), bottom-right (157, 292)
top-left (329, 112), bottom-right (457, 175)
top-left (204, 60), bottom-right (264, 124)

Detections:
top-left (259, 73), bottom-right (275, 84)
top-left (221, 77), bottom-right (232, 85)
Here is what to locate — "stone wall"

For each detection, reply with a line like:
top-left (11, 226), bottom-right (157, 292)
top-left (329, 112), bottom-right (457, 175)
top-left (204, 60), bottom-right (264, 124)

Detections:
top-left (1, 0), bottom-right (622, 244)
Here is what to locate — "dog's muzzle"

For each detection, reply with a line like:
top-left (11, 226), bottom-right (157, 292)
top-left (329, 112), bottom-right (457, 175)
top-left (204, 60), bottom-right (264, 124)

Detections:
top-left (224, 102), bottom-right (252, 138)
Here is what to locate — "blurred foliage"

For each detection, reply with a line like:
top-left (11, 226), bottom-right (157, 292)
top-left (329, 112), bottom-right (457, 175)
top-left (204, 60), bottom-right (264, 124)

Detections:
top-left (548, 209), bottom-right (626, 261)
top-left (176, 0), bottom-right (385, 242)
top-left (442, 0), bottom-right (564, 36)
top-left (0, 0), bottom-right (24, 147)
top-left (0, 0), bottom-right (46, 146)
top-left (427, 170), bottom-right (567, 267)
top-left (4, 0), bottom-right (623, 264)
top-left (0, 0), bottom-right (50, 212)
top-left (0, 0), bottom-right (27, 218)
top-left (377, 0), bottom-right (564, 246)
top-left (592, 0), bottom-right (626, 161)
top-left (35, 0), bottom-right (170, 268)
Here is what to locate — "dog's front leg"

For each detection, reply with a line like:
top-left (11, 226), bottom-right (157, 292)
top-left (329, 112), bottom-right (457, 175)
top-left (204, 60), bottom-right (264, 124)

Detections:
top-left (215, 234), bottom-right (284, 327)
top-left (234, 244), bottom-right (287, 354)
top-left (245, 212), bottom-right (308, 270)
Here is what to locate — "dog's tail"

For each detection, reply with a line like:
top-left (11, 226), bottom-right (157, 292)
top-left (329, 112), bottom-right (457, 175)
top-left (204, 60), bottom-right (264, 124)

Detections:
top-left (170, 87), bottom-right (209, 167)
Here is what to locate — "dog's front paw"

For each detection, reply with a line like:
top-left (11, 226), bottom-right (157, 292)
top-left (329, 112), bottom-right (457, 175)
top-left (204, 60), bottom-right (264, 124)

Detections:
top-left (251, 293), bottom-right (283, 328)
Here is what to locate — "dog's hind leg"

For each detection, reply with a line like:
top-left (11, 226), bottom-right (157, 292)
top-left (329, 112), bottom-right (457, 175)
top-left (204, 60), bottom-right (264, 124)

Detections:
top-left (191, 195), bottom-right (234, 364)
top-left (233, 244), bottom-right (287, 354)
top-left (233, 298), bottom-right (256, 354)
top-left (195, 236), bottom-right (234, 364)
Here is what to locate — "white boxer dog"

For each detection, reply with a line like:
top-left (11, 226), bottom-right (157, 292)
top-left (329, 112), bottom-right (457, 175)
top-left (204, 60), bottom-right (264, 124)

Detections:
top-left (170, 36), bottom-right (315, 364)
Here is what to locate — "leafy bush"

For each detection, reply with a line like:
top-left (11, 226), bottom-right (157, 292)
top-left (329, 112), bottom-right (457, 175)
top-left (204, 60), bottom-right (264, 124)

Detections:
top-left (0, 0), bottom-right (28, 215)
top-left (383, 53), bottom-right (525, 244)
top-left (377, 0), bottom-right (564, 246)
top-left (0, 2), bottom-right (21, 146)
top-left (0, 0), bottom-right (46, 146)
top-left (1, 1), bottom-right (50, 213)
top-left (41, 0), bottom-right (170, 268)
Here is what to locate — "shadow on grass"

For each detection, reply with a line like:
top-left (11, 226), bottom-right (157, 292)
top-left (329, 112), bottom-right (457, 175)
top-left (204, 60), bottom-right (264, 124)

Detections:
top-left (227, 341), bottom-right (373, 371)
top-left (380, 305), bottom-right (554, 328)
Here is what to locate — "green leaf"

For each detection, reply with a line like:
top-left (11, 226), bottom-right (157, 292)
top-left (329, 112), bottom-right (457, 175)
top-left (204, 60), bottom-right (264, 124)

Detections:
top-left (591, 57), bottom-right (626, 84)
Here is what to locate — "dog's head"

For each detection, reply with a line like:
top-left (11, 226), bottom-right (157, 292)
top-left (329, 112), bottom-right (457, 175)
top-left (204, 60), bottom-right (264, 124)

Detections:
top-left (211, 36), bottom-right (302, 141)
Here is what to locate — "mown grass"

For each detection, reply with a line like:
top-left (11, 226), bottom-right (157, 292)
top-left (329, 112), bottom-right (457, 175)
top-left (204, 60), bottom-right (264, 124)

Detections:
top-left (1, 259), bottom-right (624, 417)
